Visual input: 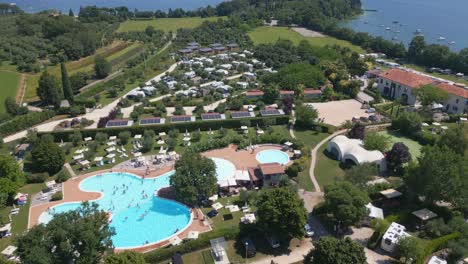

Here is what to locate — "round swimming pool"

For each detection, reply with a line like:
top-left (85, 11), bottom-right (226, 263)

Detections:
top-left (38, 171), bottom-right (191, 249)
top-left (256, 150), bottom-right (290, 165)
top-left (210, 157), bottom-right (236, 183)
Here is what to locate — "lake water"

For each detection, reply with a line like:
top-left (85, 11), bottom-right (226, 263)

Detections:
top-left (13, 0), bottom-right (226, 13)
top-left (343, 0), bottom-right (468, 51)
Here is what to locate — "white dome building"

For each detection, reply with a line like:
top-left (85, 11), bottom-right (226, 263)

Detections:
top-left (327, 135), bottom-right (386, 172)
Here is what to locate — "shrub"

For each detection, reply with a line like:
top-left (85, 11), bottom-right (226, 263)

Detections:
top-left (51, 191), bottom-right (63, 201)
top-left (26, 172), bottom-right (49, 183)
top-left (55, 170), bottom-right (71, 183)
top-left (0, 110), bottom-right (55, 137)
top-left (286, 163), bottom-right (301, 178)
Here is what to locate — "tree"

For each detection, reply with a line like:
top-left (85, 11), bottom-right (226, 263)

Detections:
top-left (304, 237), bottom-right (366, 264)
top-left (31, 136), bottom-right (65, 174)
top-left (262, 87), bottom-right (279, 104)
top-left (295, 104), bottom-right (318, 128)
top-left (68, 8), bottom-right (74, 17)
top-left (386, 142), bottom-right (412, 175)
top-left (61, 63), bottom-right (73, 102)
top-left (118, 131), bottom-right (131, 145)
top-left (37, 71), bottom-right (62, 107)
top-left (344, 163), bottom-right (377, 187)
top-left (437, 125), bottom-right (467, 156)
top-left (363, 132), bottom-right (391, 152)
top-left (395, 236), bottom-right (424, 263)
top-left (404, 146), bottom-right (467, 208)
top-left (4, 97), bottom-right (19, 115)
top-left (256, 187), bottom-right (307, 241)
top-left (407, 36), bottom-right (426, 63)
top-left (392, 111), bottom-right (422, 137)
top-left (323, 182), bottom-right (370, 228)
top-left (0, 155), bottom-right (25, 205)
top-left (170, 152), bottom-right (217, 206)
top-left (348, 123), bottom-right (365, 140)
top-left (413, 84), bottom-right (449, 107)
top-left (104, 251), bottom-right (146, 264)
top-left (94, 55), bottom-right (111, 78)
top-left (16, 202), bottom-right (114, 264)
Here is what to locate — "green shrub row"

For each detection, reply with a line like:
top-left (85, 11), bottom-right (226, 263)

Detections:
top-left (42, 116), bottom-right (290, 142)
top-left (0, 110), bottom-right (56, 137)
top-left (416, 232), bottom-right (460, 264)
top-left (144, 227), bottom-right (239, 263)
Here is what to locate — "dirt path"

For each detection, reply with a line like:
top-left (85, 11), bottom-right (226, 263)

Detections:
top-left (308, 129), bottom-right (347, 193)
top-left (15, 73), bottom-right (26, 104)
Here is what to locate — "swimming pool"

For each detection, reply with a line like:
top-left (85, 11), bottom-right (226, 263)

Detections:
top-left (210, 157), bottom-right (236, 183)
top-left (38, 171), bottom-right (191, 249)
top-left (256, 150), bottom-right (290, 165)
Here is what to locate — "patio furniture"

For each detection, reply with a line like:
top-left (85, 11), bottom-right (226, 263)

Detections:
top-left (169, 236), bottom-right (182, 246)
top-left (134, 134), bottom-right (142, 140)
top-left (212, 202), bottom-right (223, 210)
top-left (187, 231), bottom-right (199, 240)
top-left (109, 136), bottom-right (117, 141)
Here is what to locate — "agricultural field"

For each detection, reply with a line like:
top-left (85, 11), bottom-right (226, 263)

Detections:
top-left (0, 71), bottom-right (20, 113)
top-left (24, 41), bottom-right (143, 102)
top-left (117, 17), bottom-right (225, 32)
top-left (248, 26), bottom-right (365, 53)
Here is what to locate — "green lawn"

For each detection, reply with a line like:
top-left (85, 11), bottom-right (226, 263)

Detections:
top-left (294, 129), bottom-right (330, 192)
top-left (117, 17), bottom-right (225, 32)
top-left (0, 182), bottom-right (45, 252)
top-left (377, 130), bottom-right (422, 158)
top-left (0, 71), bottom-right (20, 113)
top-left (314, 143), bottom-right (346, 188)
top-left (248, 26), bottom-right (365, 53)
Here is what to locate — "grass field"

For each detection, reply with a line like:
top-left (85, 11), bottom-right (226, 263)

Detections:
top-left (117, 17), bottom-right (225, 32)
top-left (24, 41), bottom-right (143, 102)
top-left (314, 143), bottom-right (346, 188)
top-left (248, 26), bottom-right (365, 53)
top-left (0, 71), bottom-right (20, 113)
top-left (377, 130), bottom-right (422, 158)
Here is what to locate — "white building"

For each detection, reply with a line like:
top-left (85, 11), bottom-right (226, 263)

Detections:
top-left (184, 71), bottom-right (196, 79)
top-left (220, 64), bottom-right (233, 70)
top-left (237, 81), bottom-right (249, 89)
top-left (204, 67), bottom-right (216, 73)
top-left (166, 80), bottom-right (178, 89)
top-left (381, 222), bottom-right (410, 253)
top-left (215, 69), bottom-right (229, 75)
top-left (377, 68), bottom-right (468, 114)
top-left (327, 135), bottom-right (386, 172)
top-left (428, 256), bottom-right (447, 264)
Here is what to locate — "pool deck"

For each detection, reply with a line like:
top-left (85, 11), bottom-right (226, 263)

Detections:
top-left (28, 144), bottom-right (291, 252)
top-left (202, 144), bottom-right (293, 170)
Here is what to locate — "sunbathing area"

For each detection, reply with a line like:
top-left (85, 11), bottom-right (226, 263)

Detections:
top-left (28, 143), bottom-right (295, 251)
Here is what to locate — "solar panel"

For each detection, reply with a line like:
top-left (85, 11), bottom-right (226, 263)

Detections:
top-left (260, 109), bottom-right (283, 116)
top-left (201, 113), bottom-right (222, 120)
top-left (171, 116), bottom-right (193, 123)
top-left (106, 120), bottom-right (129, 127)
top-left (140, 118), bottom-right (161, 125)
top-left (231, 111), bottom-right (252, 118)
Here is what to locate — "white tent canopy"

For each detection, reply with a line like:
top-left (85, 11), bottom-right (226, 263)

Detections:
top-left (366, 203), bottom-right (384, 219)
top-left (1, 245), bottom-right (17, 256)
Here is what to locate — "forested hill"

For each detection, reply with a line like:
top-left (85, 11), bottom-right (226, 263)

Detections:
top-left (217, 0), bottom-right (362, 26)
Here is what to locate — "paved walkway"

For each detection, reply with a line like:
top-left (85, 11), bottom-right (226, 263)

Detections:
top-left (63, 163), bottom-right (77, 178)
top-left (250, 238), bottom-right (313, 264)
top-left (308, 129), bottom-right (347, 193)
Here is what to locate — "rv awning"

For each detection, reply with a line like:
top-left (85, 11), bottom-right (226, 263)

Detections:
top-left (366, 203), bottom-right (384, 219)
top-left (1, 245), bottom-right (17, 256)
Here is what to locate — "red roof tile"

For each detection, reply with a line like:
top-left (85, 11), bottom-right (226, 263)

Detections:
top-left (246, 90), bottom-right (264, 96)
top-left (259, 163), bottom-right (285, 175)
top-left (304, 89), bottom-right (322, 94)
top-left (434, 82), bottom-right (468, 98)
top-left (378, 68), bottom-right (433, 88)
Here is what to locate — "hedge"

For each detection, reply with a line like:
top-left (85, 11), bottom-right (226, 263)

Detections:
top-left (0, 110), bottom-right (56, 137)
top-left (144, 227), bottom-right (239, 263)
top-left (416, 232), bottom-right (460, 264)
top-left (42, 116), bottom-right (290, 142)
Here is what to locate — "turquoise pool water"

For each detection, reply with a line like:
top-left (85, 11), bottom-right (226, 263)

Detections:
top-left (38, 171), bottom-right (191, 249)
top-left (210, 157), bottom-right (236, 183)
top-left (256, 150), bottom-right (290, 165)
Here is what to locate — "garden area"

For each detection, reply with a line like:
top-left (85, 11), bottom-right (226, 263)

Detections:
top-left (117, 17), bottom-right (224, 33)
top-left (0, 71), bottom-right (20, 113)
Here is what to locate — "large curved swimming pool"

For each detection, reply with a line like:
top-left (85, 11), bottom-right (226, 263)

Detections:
top-left (38, 171), bottom-right (191, 249)
top-left (210, 157), bottom-right (236, 183)
top-left (256, 150), bottom-right (290, 165)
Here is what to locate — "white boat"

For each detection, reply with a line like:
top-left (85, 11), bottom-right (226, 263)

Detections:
top-left (449, 41), bottom-right (456, 45)
top-left (414, 29), bottom-right (422, 34)
top-left (385, 27), bottom-right (391, 30)
top-left (437, 36), bottom-right (446, 41)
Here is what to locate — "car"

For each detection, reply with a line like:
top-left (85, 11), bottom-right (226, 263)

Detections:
top-left (365, 108), bottom-right (376, 113)
top-left (241, 238), bottom-right (256, 257)
top-left (207, 209), bottom-right (218, 218)
top-left (265, 235), bottom-right (280, 249)
top-left (305, 224), bottom-right (314, 237)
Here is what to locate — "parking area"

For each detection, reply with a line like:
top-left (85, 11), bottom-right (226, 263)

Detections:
top-left (307, 99), bottom-right (371, 126)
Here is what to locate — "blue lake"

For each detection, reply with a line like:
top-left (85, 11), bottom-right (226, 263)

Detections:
top-left (343, 0), bottom-right (468, 51)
